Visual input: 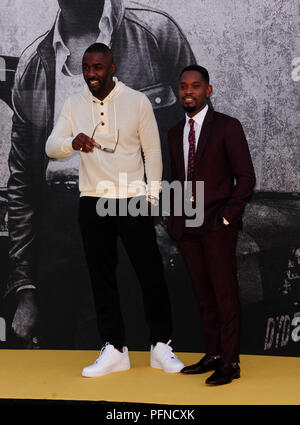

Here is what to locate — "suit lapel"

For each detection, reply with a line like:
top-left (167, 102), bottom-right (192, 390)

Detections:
top-left (195, 107), bottom-right (214, 163)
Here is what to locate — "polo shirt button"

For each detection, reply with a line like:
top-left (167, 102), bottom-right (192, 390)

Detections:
top-left (101, 122), bottom-right (105, 126)
top-left (100, 102), bottom-right (104, 106)
top-left (101, 112), bottom-right (104, 116)
top-left (155, 97), bottom-right (161, 104)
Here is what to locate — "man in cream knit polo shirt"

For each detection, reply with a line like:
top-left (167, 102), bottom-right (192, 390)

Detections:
top-left (46, 43), bottom-right (184, 377)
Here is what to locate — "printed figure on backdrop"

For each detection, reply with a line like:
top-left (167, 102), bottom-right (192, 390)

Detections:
top-left (167, 65), bottom-right (256, 385)
top-left (46, 42), bottom-right (185, 376)
top-left (3, 0), bottom-right (195, 348)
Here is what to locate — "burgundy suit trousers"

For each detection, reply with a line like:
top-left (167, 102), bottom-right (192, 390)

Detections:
top-left (178, 224), bottom-right (240, 363)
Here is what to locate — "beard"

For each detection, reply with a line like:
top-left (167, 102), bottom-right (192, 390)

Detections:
top-left (86, 78), bottom-right (105, 94)
top-left (89, 80), bottom-right (103, 89)
top-left (183, 105), bottom-right (197, 113)
top-left (58, 0), bottom-right (100, 8)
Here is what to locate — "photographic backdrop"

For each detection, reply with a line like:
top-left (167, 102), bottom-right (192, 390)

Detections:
top-left (0, 0), bottom-right (299, 355)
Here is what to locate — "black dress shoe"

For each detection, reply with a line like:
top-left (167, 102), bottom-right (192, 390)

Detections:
top-left (205, 363), bottom-right (240, 385)
top-left (181, 355), bottom-right (220, 374)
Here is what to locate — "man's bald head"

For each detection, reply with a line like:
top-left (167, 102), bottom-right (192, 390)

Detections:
top-left (83, 43), bottom-right (113, 65)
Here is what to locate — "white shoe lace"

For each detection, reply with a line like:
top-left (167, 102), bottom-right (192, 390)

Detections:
top-left (95, 342), bottom-right (111, 363)
top-left (159, 340), bottom-right (178, 361)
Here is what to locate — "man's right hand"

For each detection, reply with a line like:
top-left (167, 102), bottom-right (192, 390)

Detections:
top-left (12, 289), bottom-right (38, 346)
top-left (72, 133), bottom-right (95, 153)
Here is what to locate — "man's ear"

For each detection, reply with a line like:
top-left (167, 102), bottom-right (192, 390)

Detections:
top-left (207, 84), bottom-right (213, 98)
top-left (111, 62), bottom-right (116, 75)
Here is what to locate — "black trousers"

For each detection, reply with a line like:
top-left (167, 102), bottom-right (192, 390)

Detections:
top-left (78, 196), bottom-right (173, 348)
top-left (178, 224), bottom-right (240, 363)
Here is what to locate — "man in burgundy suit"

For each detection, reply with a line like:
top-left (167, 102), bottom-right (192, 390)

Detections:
top-left (167, 65), bottom-right (256, 385)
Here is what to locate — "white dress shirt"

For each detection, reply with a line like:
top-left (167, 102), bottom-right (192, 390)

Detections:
top-left (53, 2), bottom-right (113, 79)
top-left (183, 104), bottom-right (208, 179)
top-left (182, 104), bottom-right (230, 225)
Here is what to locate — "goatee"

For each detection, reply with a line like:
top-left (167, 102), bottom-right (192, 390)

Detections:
top-left (183, 105), bottom-right (197, 113)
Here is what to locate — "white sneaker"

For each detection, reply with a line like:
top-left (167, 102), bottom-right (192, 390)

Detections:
top-left (82, 342), bottom-right (131, 377)
top-left (150, 340), bottom-right (185, 373)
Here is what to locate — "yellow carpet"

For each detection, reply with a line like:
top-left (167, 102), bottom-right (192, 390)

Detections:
top-left (0, 350), bottom-right (299, 405)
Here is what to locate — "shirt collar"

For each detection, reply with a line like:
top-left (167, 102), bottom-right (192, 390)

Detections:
top-left (84, 76), bottom-right (125, 103)
top-left (185, 104), bottom-right (209, 126)
top-left (53, 0), bottom-right (114, 74)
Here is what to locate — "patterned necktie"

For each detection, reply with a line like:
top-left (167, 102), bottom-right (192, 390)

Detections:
top-left (187, 118), bottom-right (196, 202)
top-left (187, 118), bottom-right (196, 181)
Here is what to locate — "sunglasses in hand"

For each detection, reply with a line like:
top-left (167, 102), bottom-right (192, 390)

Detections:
top-left (91, 123), bottom-right (119, 153)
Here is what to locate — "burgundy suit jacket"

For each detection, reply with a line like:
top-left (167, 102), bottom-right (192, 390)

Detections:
top-left (167, 107), bottom-right (256, 241)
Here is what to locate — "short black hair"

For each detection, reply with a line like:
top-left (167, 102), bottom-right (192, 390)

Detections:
top-left (179, 65), bottom-right (210, 84)
top-left (83, 43), bottom-right (113, 59)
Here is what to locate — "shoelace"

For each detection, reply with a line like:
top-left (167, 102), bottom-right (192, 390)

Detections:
top-left (161, 340), bottom-right (176, 360)
top-left (95, 342), bottom-right (111, 363)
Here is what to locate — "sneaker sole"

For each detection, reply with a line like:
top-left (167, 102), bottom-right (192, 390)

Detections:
top-left (82, 363), bottom-right (131, 378)
top-left (150, 360), bottom-right (184, 373)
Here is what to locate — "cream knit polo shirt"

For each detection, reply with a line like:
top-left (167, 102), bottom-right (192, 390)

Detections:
top-left (45, 77), bottom-right (162, 199)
